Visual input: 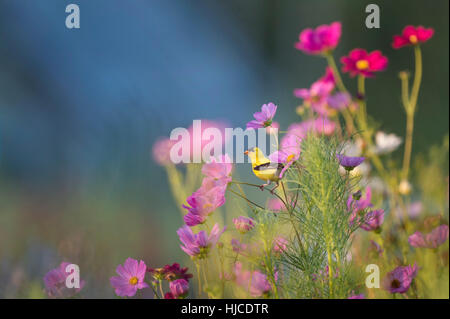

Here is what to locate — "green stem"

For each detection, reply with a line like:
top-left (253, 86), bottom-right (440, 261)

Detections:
top-left (227, 187), bottom-right (265, 210)
top-left (325, 52), bottom-right (348, 92)
top-left (150, 282), bottom-right (160, 299)
top-left (281, 182), bottom-right (305, 254)
top-left (195, 262), bottom-right (202, 297)
top-left (158, 280), bottom-right (165, 299)
top-left (325, 53), bottom-right (356, 134)
top-left (355, 75), bottom-right (387, 178)
top-left (401, 46), bottom-right (422, 181)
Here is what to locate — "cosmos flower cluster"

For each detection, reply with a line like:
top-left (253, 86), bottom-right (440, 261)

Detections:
top-left (41, 19), bottom-right (446, 300)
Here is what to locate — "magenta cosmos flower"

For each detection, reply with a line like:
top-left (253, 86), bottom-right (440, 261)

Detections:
top-left (246, 103), bottom-right (277, 129)
top-left (336, 154), bottom-right (365, 171)
top-left (392, 25), bottom-right (434, 49)
top-left (177, 223), bottom-right (226, 259)
top-left (408, 224), bottom-right (449, 249)
top-left (341, 49), bottom-right (388, 78)
top-left (169, 279), bottom-right (189, 299)
top-left (320, 66), bottom-right (336, 85)
top-left (360, 209), bottom-right (385, 232)
top-left (383, 263), bottom-right (418, 294)
top-left (148, 263), bottom-right (193, 282)
top-left (233, 216), bottom-right (255, 234)
top-left (348, 187), bottom-right (373, 226)
top-left (110, 258), bottom-right (149, 297)
top-left (43, 262), bottom-right (85, 298)
top-left (295, 22), bottom-right (342, 55)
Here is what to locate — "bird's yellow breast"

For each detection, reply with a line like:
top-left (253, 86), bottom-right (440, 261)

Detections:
top-left (252, 164), bottom-right (280, 182)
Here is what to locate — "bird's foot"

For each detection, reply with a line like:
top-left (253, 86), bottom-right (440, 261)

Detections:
top-left (259, 184), bottom-right (266, 191)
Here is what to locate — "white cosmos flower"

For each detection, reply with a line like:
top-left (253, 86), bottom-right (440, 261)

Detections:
top-left (373, 131), bottom-right (402, 155)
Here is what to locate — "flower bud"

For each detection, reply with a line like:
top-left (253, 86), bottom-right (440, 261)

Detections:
top-left (169, 279), bottom-right (189, 299)
top-left (399, 180), bottom-right (412, 195)
top-left (233, 216), bottom-right (255, 234)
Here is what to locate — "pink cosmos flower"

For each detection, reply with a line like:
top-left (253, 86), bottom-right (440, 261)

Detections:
top-left (231, 239), bottom-right (262, 257)
top-left (392, 25), bottom-right (434, 49)
top-left (278, 117), bottom-right (336, 166)
top-left (152, 138), bottom-right (176, 166)
top-left (295, 22), bottom-right (342, 55)
top-left (267, 150), bottom-right (297, 179)
top-left (267, 198), bottom-right (284, 212)
top-left (234, 262), bottom-right (272, 297)
top-left (169, 279), bottom-right (189, 299)
top-left (273, 236), bottom-right (288, 254)
top-left (294, 81), bottom-right (334, 115)
top-left (287, 117), bottom-right (337, 140)
top-left (383, 263), bottom-right (418, 294)
top-left (348, 187), bottom-right (373, 213)
top-left (280, 132), bottom-right (302, 162)
top-left (186, 120), bottom-right (229, 162)
top-left (110, 258), bottom-right (149, 297)
top-left (360, 209), bottom-right (384, 232)
top-left (310, 117), bottom-right (336, 135)
top-left (231, 238), bottom-right (249, 255)
top-left (327, 92), bottom-right (352, 110)
top-left (183, 188), bottom-right (226, 226)
top-left (294, 68), bottom-right (337, 115)
top-left (177, 223), bottom-right (226, 259)
top-left (201, 154), bottom-right (233, 182)
top-left (341, 49), bottom-right (388, 78)
top-left (233, 216), bottom-right (255, 233)
top-left (408, 225), bottom-right (449, 249)
top-left (43, 262), bottom-right (85, 298)
top-left (183, 157), bottom-right (231, 226)
top-left (246, 103), bottom-right (278, 129)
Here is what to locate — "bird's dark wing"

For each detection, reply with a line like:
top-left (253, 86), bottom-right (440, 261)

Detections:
top-left (253, 162), bottom-right (284, 171)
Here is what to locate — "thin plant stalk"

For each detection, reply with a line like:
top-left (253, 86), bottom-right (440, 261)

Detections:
top-left (401, 45), bottom-right (423, 181)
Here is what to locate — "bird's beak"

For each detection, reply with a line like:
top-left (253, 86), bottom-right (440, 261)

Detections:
top-left (244, 150), bottom-right (249, 155)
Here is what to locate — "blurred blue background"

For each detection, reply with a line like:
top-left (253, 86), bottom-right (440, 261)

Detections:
top-left (0, 0), bottom-right (448, 297)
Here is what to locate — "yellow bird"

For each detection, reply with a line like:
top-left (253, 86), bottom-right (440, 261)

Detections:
top-left (244, 147), bottom-right (284, 193)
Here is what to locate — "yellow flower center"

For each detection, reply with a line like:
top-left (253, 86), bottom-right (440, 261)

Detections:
top-left (129, 277), bottom-right (138, 285)
top-left (286, 154), bottom-right (295, 162)
top-left (356, 60), bottom-right (369, 70)
top-left (203, 203), bottom-right (212, 209)
top-left (409, 35), bottom-right (418, 44)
